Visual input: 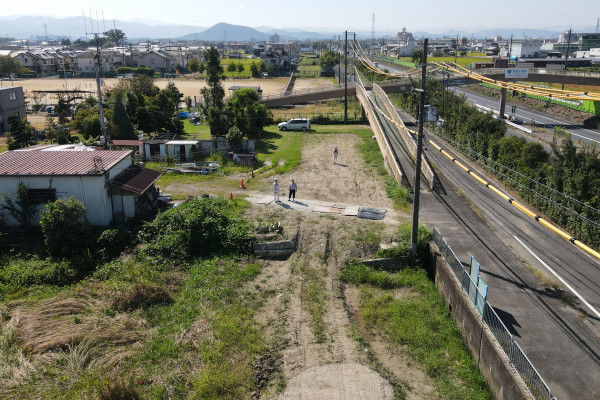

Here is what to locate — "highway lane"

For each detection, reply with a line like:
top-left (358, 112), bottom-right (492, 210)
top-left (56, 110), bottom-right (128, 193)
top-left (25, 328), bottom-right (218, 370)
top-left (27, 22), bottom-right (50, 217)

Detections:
top-left (451, 86), bottom-right (600, 145)
top-left (366, 92), bottom-right (600, 399)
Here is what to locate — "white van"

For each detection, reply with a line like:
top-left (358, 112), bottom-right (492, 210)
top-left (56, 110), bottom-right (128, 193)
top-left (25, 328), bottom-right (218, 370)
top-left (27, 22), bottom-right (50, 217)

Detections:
top-left (278, 118), bottom-right (311, 131)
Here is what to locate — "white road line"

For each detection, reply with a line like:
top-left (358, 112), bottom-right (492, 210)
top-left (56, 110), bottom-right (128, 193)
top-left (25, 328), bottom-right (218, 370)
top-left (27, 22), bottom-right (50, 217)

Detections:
top-left (514, 235), bottom-right (600, 319)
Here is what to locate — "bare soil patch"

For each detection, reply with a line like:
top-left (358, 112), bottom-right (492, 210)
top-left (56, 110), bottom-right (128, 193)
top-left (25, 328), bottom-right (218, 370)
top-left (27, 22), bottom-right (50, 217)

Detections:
top-left (10, 77), bottom-right (337, 105)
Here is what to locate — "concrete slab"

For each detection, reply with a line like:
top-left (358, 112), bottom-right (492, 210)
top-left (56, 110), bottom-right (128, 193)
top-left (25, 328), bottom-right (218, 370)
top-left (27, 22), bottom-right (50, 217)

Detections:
top-left (257, 197), bottom-right (273, 204)
top-left (312, 205), bottom-right (333, 213)
top-left (343, 206), bottom-right (360, 216)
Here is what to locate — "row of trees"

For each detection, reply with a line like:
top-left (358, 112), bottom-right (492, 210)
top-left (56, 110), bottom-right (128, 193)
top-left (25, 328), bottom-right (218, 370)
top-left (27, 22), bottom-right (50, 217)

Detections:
top-left (70, 75), bottom-right (184, 140)
top-left (188, 58), bottom-right (269, 78)
top-left (200, 47), bottom-right (271, 138)
top-left (391, 79), bottom-right (600, 247)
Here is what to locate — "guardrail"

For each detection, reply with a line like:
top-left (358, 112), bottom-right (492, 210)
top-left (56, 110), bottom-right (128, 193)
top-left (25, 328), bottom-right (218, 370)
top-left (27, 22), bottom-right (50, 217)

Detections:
top-left (356, 83), bottom-right (405, 186)
top-left (261, 83), bottom-right (353, 101)
top-left (432, 227), bottom-right (556, 400)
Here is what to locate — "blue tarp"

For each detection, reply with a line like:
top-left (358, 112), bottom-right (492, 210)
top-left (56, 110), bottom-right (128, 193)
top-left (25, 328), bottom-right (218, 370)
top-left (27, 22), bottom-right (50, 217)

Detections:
top-left (176, 111), bottom-right (190, 118)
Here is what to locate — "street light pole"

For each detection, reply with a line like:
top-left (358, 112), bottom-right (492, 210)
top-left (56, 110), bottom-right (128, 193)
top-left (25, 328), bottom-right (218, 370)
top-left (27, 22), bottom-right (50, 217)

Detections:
top-left (411, 38), bottom-right (428, 261)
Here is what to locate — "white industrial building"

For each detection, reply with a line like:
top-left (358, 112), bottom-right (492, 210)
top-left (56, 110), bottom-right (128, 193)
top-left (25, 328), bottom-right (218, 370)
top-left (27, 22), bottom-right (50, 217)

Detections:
top-left (0, 149), bottom-right (161, 226)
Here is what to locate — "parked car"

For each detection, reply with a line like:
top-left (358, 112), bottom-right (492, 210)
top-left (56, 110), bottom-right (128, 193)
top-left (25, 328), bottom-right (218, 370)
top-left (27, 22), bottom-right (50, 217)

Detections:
top-left (278, 118), bottom-right (311, 131)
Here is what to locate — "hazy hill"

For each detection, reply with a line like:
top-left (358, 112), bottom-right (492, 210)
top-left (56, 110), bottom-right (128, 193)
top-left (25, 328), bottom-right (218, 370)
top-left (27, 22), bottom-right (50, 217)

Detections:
top-left (0, 16), bottom-right (204, 40)
top-left (177, 22), bottom-right (331, 41)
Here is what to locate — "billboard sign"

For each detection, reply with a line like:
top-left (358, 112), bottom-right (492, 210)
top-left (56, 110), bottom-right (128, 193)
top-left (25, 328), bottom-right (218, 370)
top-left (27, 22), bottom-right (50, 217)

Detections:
top-left (505, 68), bottom-right (529, 79)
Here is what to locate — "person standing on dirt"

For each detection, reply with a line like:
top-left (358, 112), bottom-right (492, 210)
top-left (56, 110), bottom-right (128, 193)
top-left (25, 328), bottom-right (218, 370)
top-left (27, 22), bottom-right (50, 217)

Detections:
top-left (333, 146), bottom-right (339, 165)
top-left (273, 178), bottom-right (280, 202)
top-left (288, 179), bottom-right (297, 202)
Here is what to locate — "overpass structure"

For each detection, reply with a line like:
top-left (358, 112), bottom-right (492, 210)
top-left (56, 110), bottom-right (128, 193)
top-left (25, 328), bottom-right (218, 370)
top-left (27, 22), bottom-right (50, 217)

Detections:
top-left (353, 65), bottom-right (600, 399)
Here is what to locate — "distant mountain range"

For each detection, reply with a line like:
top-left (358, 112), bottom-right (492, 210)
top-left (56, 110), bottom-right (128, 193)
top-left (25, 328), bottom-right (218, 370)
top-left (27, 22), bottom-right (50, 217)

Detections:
top-left (0, 16), bottom-right (595, 42)
top-left (0, 17), bottom-right (332, 41)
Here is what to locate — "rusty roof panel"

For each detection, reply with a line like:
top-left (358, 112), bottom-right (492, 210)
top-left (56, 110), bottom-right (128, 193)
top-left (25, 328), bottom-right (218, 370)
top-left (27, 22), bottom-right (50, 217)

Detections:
top-left (110, 165), bottom-right (161, 194)
top-left (0, 150), bottom-right (132, 176)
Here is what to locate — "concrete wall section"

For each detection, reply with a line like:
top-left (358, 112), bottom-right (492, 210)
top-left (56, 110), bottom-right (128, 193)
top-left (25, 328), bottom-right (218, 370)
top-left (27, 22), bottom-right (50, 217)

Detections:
top-left (430, 244), bottom-right (532, 400)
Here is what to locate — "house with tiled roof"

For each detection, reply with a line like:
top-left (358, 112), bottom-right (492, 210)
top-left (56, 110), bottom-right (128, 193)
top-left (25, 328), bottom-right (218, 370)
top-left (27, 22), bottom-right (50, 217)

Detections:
top-left (0, 148), bottom-right (161, 226)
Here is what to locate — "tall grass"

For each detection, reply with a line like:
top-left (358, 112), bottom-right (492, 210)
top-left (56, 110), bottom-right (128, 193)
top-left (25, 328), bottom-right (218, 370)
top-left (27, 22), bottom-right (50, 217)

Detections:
top-left (342, 263), bottom-right (493, 399)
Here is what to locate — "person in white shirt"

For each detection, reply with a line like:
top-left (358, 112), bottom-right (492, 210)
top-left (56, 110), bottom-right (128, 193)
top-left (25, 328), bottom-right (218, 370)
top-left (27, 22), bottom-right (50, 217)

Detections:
top-left (288, 179), bottom-right (297, 201)
top-left (273, 178), bottom-right (280, 202)
top-left (333, 146), bottom-right (338, 164)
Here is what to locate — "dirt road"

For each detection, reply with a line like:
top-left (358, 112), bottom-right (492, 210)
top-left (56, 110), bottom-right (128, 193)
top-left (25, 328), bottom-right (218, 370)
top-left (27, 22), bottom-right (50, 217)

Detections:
top-left (224, 133), bottom-right (442, 399)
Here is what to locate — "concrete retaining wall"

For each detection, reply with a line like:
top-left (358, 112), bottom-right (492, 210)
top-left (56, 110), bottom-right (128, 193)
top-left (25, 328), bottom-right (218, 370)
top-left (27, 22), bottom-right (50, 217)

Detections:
top-left (429, 243), bottom-right (532, 400)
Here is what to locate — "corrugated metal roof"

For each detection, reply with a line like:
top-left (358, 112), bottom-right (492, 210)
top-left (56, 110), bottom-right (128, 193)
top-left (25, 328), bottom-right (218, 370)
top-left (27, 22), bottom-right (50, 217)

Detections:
top-left (111, 140), bottom-right (144, 147)
top-left (110, 165), bottom-right (161, 194)
top-left (0, 150), bottom-right (132, 176)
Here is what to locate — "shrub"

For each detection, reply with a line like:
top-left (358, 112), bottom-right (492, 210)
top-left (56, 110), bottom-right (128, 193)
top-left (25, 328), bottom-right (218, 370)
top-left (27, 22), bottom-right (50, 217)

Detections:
top-left (40, 197), bottom-right (89, 257)
top-left (97, 226), bottom-right (132, 260)
top-left (0, 255), bottom-right (75, 293)
top-left (138, 197), bottom-right (254, 260)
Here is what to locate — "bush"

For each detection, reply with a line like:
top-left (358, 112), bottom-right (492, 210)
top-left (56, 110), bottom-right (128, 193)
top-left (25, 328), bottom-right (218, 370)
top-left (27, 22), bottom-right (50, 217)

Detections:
top-left (0, 255), bottom-right (76, 293)
top-left (40, 197), bottom-right (89, 258)
top-left (138, 197), bottom-right (254, 260)
top-left (97, 226), bottom-right (132, 260)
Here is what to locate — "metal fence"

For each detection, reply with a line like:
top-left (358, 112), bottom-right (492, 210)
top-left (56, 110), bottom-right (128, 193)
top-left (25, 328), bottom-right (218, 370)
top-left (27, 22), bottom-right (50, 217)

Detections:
top-left (432, 227), bottom-right (556, 400)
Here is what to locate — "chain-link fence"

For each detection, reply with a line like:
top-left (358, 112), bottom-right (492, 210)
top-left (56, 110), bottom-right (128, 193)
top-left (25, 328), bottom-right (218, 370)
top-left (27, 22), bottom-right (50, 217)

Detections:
top-left (432, 227), bottom-right (556, 400)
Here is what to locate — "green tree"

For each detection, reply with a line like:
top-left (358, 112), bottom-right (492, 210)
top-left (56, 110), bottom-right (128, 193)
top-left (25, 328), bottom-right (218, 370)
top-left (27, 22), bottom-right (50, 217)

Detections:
top-left (6, 115), bottom-right (33, 149)
top-left (258, 60), bottom-right (268, 75)
top-left (460, 50), bottom-right (468, 57)
top-left (0, 55), bottom-right (23, 79)
top-left (40, 197), bottom-right (88, 257)
top-left (201, 47), bottom-right (228, 136)
top-left (226, 126), bottom-right (243, 148)
top-left (104, 29), bottom-right (127, 46)
top-left (411, 49), bottom-right (424, 64)
top-left (236, 62), bottom-right (245, 77)
top-left (187, 58), bottom-right (200, 73)
top-left (197, 61), bottom-right (206, 75)
top-left (161, 82), bottom-right (183, 113)
top-left (70, 106), bottom-right (102, 139)
top-left (185, 96), bottom-right (193, 111)
top-left (112, 96), bottom-right (136, 140)
top-left (228, 88), bottom-right (270, 139)
top-left (250, 61), bottom-right (259, 78)
top-left (227, 62), bottom-right (237, 77)
top-left (135, 106), bottom-right (156, 134)
top-left (318, 50), bottom-right (339, 70)
top-left (1, 183), bottom-right (37, 228)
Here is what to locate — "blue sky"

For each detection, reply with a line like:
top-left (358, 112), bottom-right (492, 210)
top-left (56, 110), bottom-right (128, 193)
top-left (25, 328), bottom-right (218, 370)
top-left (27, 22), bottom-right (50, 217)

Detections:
top-left (2, 0), bottom-right (597, 32)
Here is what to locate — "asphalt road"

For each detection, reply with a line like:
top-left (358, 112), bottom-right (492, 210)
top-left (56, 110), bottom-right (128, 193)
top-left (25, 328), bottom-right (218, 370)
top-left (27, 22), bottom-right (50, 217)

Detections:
top-left (451, 87), bottom-right (600, 146)
top-left (366, 90), bottom-right (600, 399)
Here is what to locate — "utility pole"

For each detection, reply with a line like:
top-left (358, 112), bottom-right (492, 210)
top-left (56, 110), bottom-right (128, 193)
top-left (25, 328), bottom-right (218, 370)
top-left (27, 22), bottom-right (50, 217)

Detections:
top-left (562, 28), bottom-right (572, 90)
top-left (93, 33), bottom-right (108, 148)
top-left (411, 38), bottom-right (428, 261)
top-left (508, 34), bottom-right (513, 67)
top-left (344, 30), bottom-right (348, 124)
top-left (338, 35), bottom-right (341, 85)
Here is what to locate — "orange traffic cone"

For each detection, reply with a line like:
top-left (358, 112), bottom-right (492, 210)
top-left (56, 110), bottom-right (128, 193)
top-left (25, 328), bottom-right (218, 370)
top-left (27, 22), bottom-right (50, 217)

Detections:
top-left (241, 179), bottom-right (245, 189)
top-left (230, 192), bottom-right (233, 200)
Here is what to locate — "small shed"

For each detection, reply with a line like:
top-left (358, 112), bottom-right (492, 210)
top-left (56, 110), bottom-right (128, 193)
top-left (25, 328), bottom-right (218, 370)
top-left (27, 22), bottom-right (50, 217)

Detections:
top-left (165, 140), bottom-right (199, 162)
top-left (111, 139), bottom-right (145, 159)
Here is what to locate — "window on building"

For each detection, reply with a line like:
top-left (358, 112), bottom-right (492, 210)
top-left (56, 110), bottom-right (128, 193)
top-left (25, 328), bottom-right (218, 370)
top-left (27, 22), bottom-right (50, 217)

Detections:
top-left (28, 188), bottom-right (56, 204)
top-left (8, 92), bottom-right (16, 101)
